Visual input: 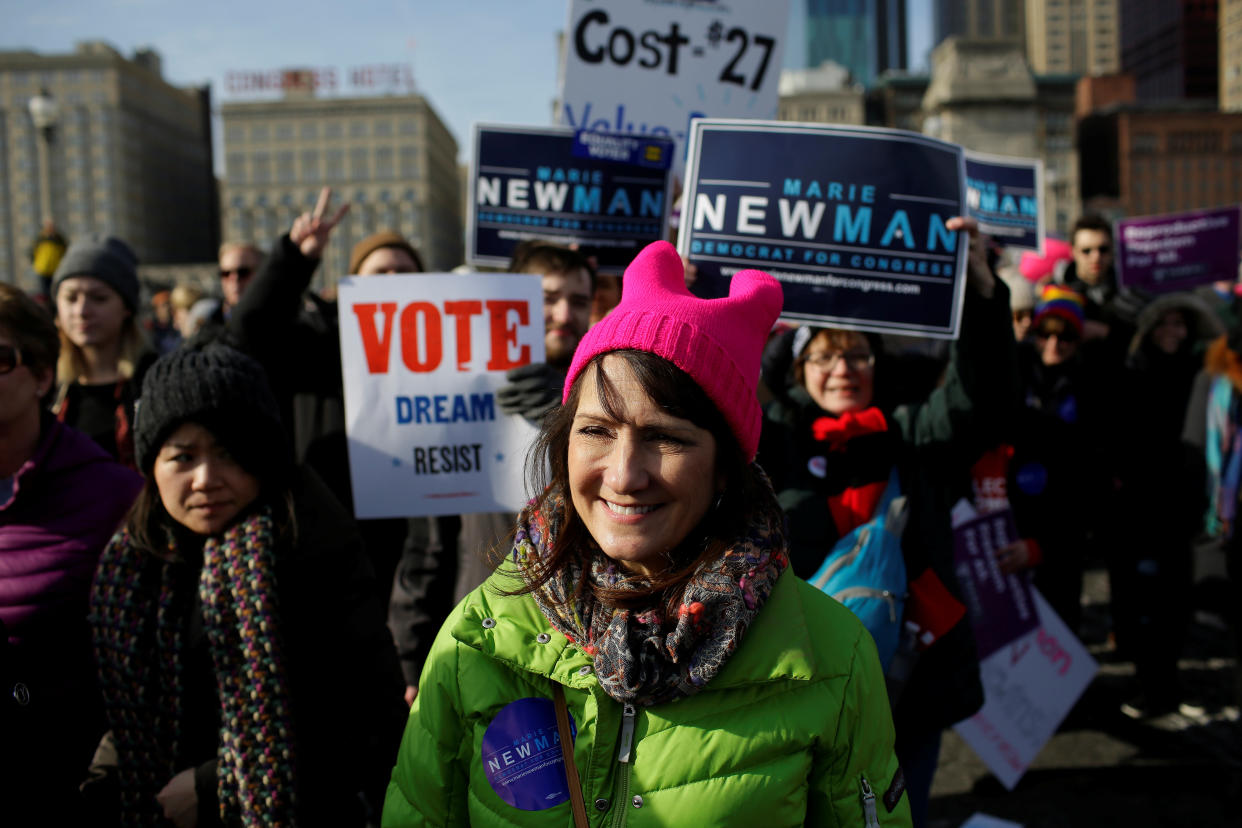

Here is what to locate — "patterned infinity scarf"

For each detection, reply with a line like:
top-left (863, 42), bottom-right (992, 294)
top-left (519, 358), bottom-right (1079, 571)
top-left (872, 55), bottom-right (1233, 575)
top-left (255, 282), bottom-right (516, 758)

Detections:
top-left (513, 469), bottom-right (788, 707)
top-left (91, 509), bottom-right (297, 827)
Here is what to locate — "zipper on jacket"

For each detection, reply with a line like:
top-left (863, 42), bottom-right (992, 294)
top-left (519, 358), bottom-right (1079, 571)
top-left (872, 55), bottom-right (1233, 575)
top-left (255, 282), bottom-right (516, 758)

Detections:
top-left (609, 704), bottom-right (637, 828)
top-left (860, 774), bottom-right (881, 827)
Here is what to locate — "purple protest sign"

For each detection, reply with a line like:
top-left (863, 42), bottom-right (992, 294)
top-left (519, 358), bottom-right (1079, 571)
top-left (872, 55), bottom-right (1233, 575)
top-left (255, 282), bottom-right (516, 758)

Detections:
top-left (481, 697), bottom-right (576, 811)
top-left (952, 510), bottom-right (1039, 660)
top-left (1115, 206), bottom-right (1241, 294)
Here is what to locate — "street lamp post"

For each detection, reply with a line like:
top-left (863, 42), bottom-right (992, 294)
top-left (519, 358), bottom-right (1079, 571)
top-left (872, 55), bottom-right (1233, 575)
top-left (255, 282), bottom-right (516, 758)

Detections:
top-left (28, 89), bottom-right (59, 225)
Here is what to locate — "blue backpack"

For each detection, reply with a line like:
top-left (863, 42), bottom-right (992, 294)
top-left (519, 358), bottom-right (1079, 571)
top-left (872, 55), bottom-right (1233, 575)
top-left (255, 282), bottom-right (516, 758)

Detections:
top-left (808, 469), bottom-right (909, 671)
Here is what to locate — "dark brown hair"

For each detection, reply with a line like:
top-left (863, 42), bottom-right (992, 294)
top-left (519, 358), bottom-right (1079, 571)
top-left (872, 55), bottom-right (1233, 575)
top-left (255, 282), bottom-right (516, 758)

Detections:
top-left (507, 241), bottom-right (597, 294)
top-left (0, 282), bottom-right (59, 378)
top-left (792, 327), bottom-right (872, 386)
top-left (501, 349), bottom-right (767, 615)
top-left (1071, 214), bottom-right (1112, 241)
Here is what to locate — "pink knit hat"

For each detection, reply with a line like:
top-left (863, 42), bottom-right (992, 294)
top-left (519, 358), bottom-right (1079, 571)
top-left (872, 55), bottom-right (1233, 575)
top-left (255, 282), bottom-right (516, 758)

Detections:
top-left (563, 241), bottom-right (783, 461)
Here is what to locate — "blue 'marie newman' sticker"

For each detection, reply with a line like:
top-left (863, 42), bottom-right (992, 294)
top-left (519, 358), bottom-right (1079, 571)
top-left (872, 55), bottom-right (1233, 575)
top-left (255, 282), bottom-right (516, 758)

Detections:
top-left (481, 697), bottom-right (577, 811)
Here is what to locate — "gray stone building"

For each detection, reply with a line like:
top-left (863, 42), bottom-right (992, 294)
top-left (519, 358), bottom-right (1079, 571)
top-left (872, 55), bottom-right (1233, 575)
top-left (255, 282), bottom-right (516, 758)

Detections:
top-left (921, 38), bottom-right (1080, 236)
top-left (778, 60), bottom-right (866, 126)
top-left (220, 79), bottom-right (462, 288)
top-left (0, 41), bottom-right (216, 291)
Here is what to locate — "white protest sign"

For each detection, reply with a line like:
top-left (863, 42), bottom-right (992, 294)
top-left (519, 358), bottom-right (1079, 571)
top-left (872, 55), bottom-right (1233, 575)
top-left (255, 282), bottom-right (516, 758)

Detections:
top-left (338, 273), bottom-right (545, 518)
top-left (953, 590), bottom-right (1098, 790)
top-left (558, 0), bottom-right (790, 180)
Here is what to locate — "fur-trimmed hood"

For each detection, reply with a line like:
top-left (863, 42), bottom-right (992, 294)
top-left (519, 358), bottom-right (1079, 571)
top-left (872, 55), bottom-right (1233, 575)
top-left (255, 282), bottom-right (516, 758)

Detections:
top-left (1129, 291), bottom-right (1226, 356)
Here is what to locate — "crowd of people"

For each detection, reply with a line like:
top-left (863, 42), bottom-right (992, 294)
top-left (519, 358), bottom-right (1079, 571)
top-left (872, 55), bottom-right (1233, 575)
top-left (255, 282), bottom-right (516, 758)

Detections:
top-left (3, 184), bottom-right (1241, 828)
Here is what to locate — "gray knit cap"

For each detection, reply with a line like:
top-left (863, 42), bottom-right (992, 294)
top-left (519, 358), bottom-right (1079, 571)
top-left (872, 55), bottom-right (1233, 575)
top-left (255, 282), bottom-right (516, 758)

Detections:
top-left (51, 234), bottom-right (140, 310)
top-left (134, 343), bottom-right (288, 479)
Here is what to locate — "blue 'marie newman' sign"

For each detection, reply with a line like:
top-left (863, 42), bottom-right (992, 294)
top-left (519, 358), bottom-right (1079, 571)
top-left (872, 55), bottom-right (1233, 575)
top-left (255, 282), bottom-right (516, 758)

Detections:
top-left (469, 124), bottom-right (673, 275)
top-left (964, 150), bottom-right (1044, 253)
top-left (677, 119), bottom-right (969, 339)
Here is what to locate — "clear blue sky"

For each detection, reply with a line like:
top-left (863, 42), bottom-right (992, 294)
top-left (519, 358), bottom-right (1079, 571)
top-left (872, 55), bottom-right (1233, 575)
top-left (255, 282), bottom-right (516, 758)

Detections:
top-left (4, 1), bottom-right (932, 165)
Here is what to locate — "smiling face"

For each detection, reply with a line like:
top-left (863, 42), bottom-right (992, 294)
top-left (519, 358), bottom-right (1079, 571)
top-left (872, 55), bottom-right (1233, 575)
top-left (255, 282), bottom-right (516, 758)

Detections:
top-left (800, 329), bottom-right (875, 415)
top-left (55, 276), bottom-right (130, 349)
top-left (153, 421), bottom-right (261, 536)
top-left (567, 354), bottom-right (720, 576)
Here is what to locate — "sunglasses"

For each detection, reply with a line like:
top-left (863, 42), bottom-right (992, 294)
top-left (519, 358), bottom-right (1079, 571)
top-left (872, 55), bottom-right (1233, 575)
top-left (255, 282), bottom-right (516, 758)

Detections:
top-left (1076, 245), bottom-right (1111, 255)
top-left (0, 344), bottom-right (22, 375)
top-left (219, 266), bottom-right (254, 279)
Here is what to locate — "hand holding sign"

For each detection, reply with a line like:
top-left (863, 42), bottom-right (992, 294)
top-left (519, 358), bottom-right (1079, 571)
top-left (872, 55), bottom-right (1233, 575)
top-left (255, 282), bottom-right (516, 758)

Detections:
top-left (947, 216), bottom-right (995, 300)
top-left (291, 186), bottom-right (351, 260)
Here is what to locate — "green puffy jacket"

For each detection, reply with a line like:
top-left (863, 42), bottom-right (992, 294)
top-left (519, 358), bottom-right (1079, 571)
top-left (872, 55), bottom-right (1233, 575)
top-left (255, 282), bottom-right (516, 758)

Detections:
top-left (383, 567), bottom-right (911, 827)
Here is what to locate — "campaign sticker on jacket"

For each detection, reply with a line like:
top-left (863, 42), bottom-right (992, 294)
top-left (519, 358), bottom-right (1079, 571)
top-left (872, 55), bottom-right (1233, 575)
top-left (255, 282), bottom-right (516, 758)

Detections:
top-left (1015, 462), bottom-right (1048, 497)
top-left (481, 697), bottom-right (577, 811)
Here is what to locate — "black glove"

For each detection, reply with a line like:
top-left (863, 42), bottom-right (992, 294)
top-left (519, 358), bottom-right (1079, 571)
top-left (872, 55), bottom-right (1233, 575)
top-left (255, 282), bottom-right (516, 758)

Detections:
top-left (496, 362), bottom-right (565, 423)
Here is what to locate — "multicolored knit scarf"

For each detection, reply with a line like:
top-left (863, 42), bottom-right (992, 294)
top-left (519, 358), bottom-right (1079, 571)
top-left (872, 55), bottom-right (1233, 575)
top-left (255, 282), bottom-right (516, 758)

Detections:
top-left (512, 470), bottom-right (788, 707)
top-left (90, 509), bottom-right (297, 827)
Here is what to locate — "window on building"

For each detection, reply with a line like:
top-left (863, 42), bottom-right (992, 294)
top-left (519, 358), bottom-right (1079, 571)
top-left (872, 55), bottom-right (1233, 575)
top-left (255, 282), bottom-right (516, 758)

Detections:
top-left (375, 119), bottom-right (393, 137)
top-left (376, 147), bottom-right (394, 177)
top-left (302, 149), bottom-right (320, 183)
top-left (326, 149), bottom-right (344, 180)
top-left (251, 124), bottom-right (269, 142)
top-left (226, 123), bottom-right (245, 142)
top-left (325, 122), bottom-right (343, 139)
top-left (402, 148), bottom-right (422, 178)
top-left (1132, 133), bottom-right (1159, 153)
top-left (277, 150), bottom-right (295, 183)
top-left (350, 147), bottom-right (369, 178)
top-left (300, 122), bottom-right (318, 140)
top-left (227, 153), bottom-right (246, 184)
top-left (398, 118), bottom-right (417, 136)
top-left (350, 120), bottom-right (368, 138)
top-left (275, 123), bottom-right (294, 141)
top-left (252, 151), bottom-right (271, 184)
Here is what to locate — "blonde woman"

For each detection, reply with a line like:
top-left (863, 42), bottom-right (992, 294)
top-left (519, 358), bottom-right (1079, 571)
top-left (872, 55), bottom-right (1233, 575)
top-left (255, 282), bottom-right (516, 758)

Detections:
top-left (51, 235), bottom-right (151, 469)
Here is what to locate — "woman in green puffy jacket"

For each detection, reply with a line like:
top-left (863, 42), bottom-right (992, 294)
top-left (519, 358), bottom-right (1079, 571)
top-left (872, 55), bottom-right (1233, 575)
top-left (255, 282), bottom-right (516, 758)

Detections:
top-left (383, 241), bottom-right (911, 827)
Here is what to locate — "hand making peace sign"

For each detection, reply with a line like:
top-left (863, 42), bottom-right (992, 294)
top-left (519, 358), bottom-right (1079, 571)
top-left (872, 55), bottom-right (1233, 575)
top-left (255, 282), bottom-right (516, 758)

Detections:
top-left (290, 186), bottom-right (351, 260)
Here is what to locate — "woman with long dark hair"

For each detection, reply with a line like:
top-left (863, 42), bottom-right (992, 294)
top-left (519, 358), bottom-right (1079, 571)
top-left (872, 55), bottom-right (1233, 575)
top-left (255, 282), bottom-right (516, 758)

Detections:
top-left (384, 242), bottom-right (911, 826)
top-left (86, 343), bottom-right (405, 827)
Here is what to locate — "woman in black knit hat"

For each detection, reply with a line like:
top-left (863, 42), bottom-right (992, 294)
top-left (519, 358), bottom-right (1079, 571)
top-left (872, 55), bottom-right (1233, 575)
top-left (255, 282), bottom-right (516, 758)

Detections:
top-left (83, 342), bottom-right (406, 828)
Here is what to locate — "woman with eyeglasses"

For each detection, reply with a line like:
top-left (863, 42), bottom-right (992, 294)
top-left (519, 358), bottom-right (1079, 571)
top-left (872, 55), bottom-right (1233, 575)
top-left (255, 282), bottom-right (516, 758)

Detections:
top-left (50, 235), bottom-right (153, 469)
top-left (758, 217), bottom-right (1017, 828)
top-left (0, 283), bottom-right (141, 825)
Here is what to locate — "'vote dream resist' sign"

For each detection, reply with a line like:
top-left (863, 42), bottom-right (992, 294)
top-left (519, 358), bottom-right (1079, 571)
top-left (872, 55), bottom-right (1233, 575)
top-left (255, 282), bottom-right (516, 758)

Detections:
top-left (469, 124), bottom-right (672, 275)
top-left (338, 272), bottom-right (544, 518)
top-left (678, 119), bottom-right (969, 340)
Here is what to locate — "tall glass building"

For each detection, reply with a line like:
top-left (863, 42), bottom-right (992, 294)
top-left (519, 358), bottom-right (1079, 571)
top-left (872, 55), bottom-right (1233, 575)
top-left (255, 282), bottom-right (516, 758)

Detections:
top-left (805, 0), bottom-right (907, 87)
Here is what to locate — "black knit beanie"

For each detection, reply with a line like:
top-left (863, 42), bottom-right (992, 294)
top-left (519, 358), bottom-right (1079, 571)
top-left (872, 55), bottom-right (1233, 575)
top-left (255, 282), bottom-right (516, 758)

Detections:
top-left (51, 234), bottom-right (140, 311)
top-left (134, 343), bottom-right (290, 483)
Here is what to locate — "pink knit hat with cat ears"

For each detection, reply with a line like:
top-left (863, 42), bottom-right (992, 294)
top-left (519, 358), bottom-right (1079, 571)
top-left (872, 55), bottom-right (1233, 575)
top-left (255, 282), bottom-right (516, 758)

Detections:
top-left (563, 241), bottom-right (783, 461)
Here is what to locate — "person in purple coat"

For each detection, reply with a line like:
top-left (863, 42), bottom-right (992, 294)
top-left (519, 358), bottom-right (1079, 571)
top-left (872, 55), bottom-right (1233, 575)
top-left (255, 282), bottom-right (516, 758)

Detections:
top-left (0, 283), bottom-right (142, 826)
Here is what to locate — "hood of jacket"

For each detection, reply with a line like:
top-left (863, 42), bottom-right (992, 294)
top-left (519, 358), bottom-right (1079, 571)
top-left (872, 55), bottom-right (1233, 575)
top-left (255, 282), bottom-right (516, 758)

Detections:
top-left (1129, 291), bottom-right (1225, 357)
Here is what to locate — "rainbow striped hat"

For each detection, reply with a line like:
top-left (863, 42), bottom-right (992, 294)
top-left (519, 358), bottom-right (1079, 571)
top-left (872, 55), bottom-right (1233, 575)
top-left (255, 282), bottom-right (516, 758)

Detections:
top-left (1033, 285), bottom-right (1085, 336)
